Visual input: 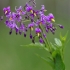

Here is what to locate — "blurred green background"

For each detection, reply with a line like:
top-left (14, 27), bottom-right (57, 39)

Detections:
top-left (0, 0), bottom-right (70, 70)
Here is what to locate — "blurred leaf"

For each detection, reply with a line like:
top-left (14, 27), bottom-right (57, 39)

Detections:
top-left (50, 42), bottom-right (56, 51)
top-left (65, 38), bottom-right (70, 46)
top-left (54, 38), bottom-right (62, 47)
top-left (21, 42), bottom-right (44, 48)
top-left (54, 54), bottom-right (65, 70)
top-left (35, 54), bottom-right (54, 68)
top-left (60, 31), bottom-right (69, 43)
top-left (21, 43), bottom-right (49, 51)
top-left (52, 50), bottom-right (59, 58)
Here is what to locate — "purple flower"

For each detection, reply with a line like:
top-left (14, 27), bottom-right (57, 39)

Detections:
top-left (3, 6), bottom-right (11, 15)
top-left (25, 3), bottom-right (33, 12)
top-left (36, 18), bottom-right (46, 26)
top-left (45, 16), bottom-right (51, 23)
top-left (5, 20), bottom-right (18, 30)
top-left (48, 13), bottom-right (55, 22)
top-left (35, 28), bottom-right (41, 37)
top-left (39, 12), bottom-right (46, 24)
top-left (40, 5), bottom-right (47, 12)
top-left (15, 6), bottom-right (26, 15)
top-left (30, 13), bottom-right (34, 19)
top-left (28, 23), bottom-right (34, 31)
top-left (1, 1), bottom-right (64, 44)
top-left (6, 12), bottom-right (15, 22)
top-left (45, 13), bottom-right (55, 23)
top-left (13, 12), bottom-right (22, 22)
top-left (29, 10), bottom-right (38, 19)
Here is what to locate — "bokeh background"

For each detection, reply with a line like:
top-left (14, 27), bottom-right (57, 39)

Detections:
top-left (0, 0), bottom-right (70, 70)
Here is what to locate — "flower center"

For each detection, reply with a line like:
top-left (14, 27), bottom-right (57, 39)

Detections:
top-left (16, 14), bottom-right (19, 18)
top-left (9, 17), bottom-right (13, 21)
top-left (19, 10), bottom-right (22, 14)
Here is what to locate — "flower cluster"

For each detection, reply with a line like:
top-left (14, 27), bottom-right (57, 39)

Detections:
top-left (0, 0), bottom-right (64, 44)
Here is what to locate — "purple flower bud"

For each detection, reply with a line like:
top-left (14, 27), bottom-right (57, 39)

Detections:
top-left (32, 39), bottom-right (35, 43)
top-left (0, 16), bottom-right (3, 21)
top-left (19, 31), bottom-right (22, 35)
top-left (46, 28), bottom-right (49, 33)
top-left (43, 34), bottom-right (46, 38)
top-left (15, 27), bottom-right (19, 35)
top-left (47, 25), bottom-right (50, 29)
top-left (58, 24), bottom-right (64, 29)
top-left (24, 33), bottom-right (26, 37)
top-left (30, 34), bottom-right (32, 39)
top-left (39, 38), bottom-right (44, 43)
top-left (50, 28), bottom-right (55, 34)
top-left (9, 29), bottom-right (12, 35)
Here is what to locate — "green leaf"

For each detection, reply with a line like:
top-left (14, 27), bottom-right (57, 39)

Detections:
top-left (54, 38), bottom-right (62, 47)
top-left (35, 54), bottom-right (54, 68)
top-left (21, 43), bottom-right (49, 51)
top-left (52, 50), bottom-right (59, 58)
top-left (21, 42), bottom-right (44, 48)
top-left (53, 54), bottom-right (65, 70)
top-left (50, 42), bottom-right (56, 51)
top-left (60, 31), bottom-right (69, 43)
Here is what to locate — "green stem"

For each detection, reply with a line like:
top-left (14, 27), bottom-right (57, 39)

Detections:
top-left (39, 25), bottom-right (50, 49)
top-left (21, 19), bottom-right (30, 22)
top-left (53, 54), bottom-right (65, 70)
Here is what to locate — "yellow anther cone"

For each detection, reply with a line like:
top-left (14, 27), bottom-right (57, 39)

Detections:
top-left (44, 10), bottom-right (47, 12)
top-left (30, 10), bottom-right (33, 14)
top-left (51, 18), bottom-right (55, 22)
top-left (5, 11), bottom-right (8, 14)
top-left (31, 27), bottom-right (33, 31)
top-left (37, 33), bottom-right (40, 37)
top-left (34, 13), bottom-right (36, 16)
